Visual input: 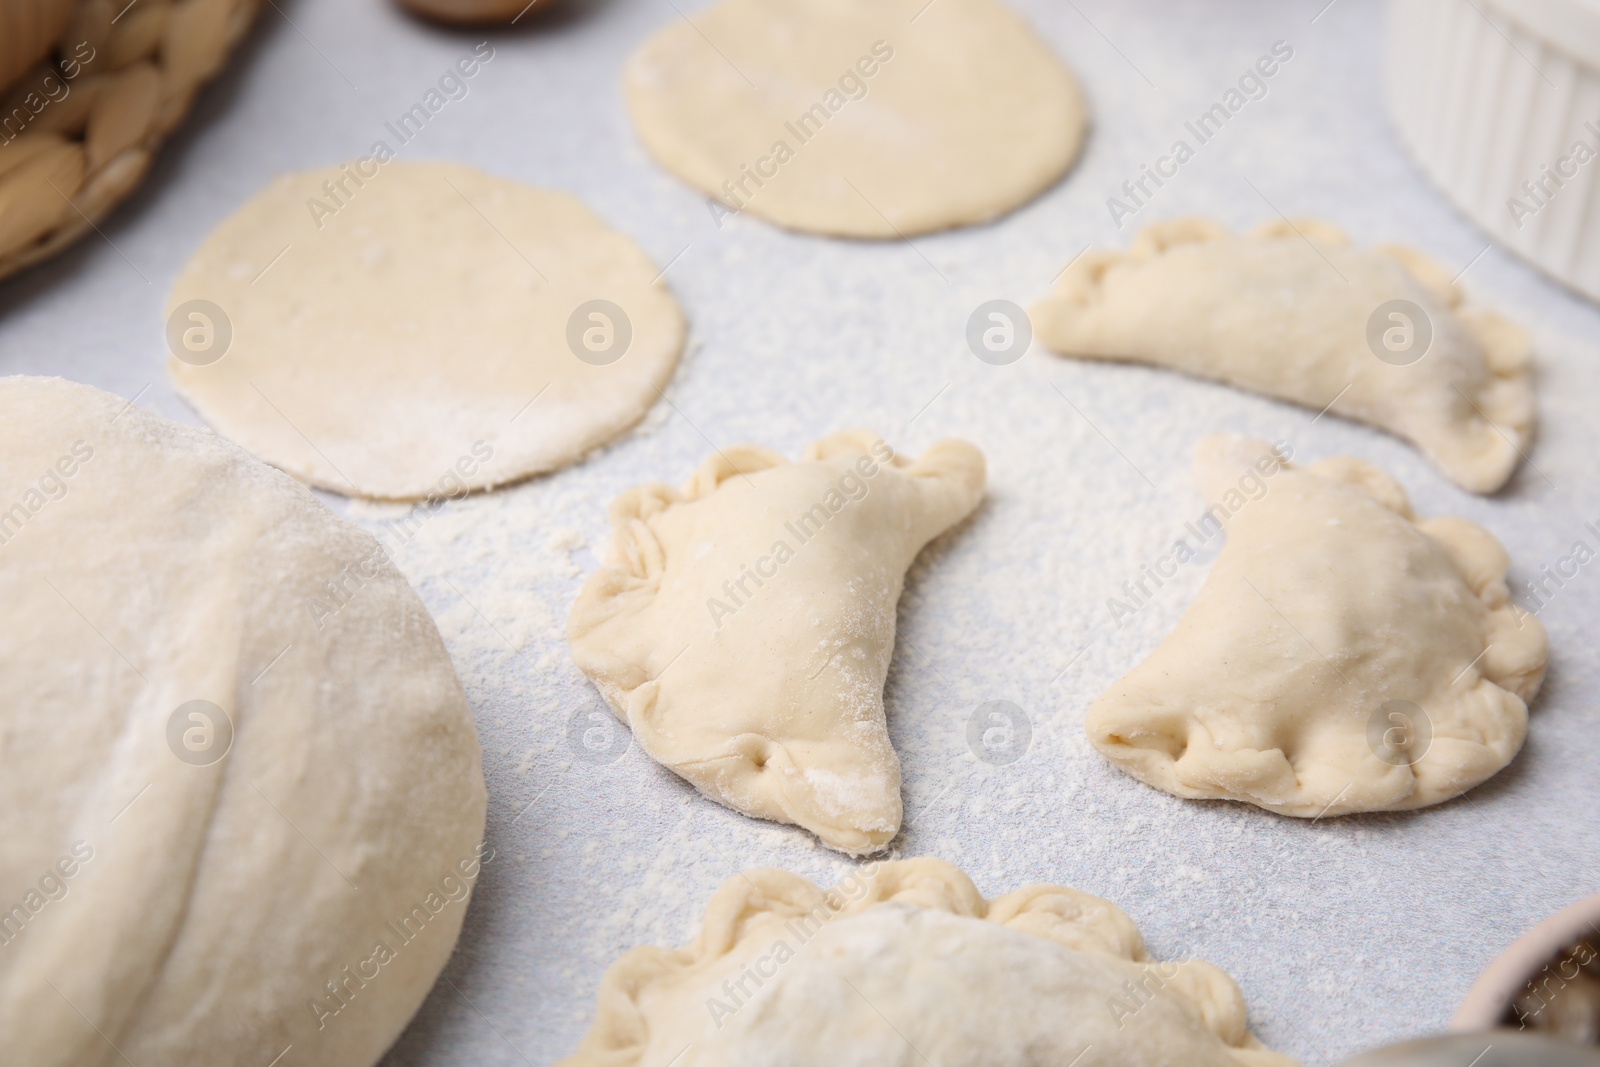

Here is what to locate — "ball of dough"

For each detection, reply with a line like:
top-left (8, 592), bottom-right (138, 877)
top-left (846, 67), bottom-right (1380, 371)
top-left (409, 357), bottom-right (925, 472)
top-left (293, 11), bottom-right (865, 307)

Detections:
top-left (624, 0), bottom-right (1087, 237)
top-left (167, 161), bottom-right (686, 499)
top-left (0, 377), bottom-right (487, 1067)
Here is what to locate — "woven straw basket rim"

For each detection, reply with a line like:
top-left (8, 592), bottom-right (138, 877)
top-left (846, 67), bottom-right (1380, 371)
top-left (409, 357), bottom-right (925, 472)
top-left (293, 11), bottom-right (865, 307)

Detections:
top-left (0, 0), bottom-right (260, 284)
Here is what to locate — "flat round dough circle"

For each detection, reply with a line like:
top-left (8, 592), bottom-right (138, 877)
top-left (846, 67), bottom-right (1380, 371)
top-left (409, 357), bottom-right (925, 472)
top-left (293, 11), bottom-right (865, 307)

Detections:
top-left (625, 0), bottom-right (1087, 237)
top-left (168, 161), bottom-right (685, 499)
top-left (0, 377), bottom-right (486, 1067)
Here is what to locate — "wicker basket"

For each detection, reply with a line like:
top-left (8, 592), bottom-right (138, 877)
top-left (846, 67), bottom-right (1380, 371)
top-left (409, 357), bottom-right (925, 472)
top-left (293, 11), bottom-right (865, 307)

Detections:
top-left (0, 0), bottom-right (260, 283)
top-left (1, 0), bottom-right (75, 91)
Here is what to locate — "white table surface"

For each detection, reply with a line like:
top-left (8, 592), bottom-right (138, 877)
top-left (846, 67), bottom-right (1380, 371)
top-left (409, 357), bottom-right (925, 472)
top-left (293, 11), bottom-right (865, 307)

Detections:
top-left (3, 0), bottom-right (1598, 1063)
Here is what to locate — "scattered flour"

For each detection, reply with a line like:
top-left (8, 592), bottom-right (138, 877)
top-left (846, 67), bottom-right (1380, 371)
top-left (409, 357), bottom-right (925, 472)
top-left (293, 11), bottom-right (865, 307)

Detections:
top-left (5, 0), bottom-right (1598, 1061)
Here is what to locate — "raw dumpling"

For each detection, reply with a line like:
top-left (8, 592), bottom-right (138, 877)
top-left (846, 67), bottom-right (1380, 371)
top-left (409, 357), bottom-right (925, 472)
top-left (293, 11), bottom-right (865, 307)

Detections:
top-left (1088, 433), bottom-right (1547, 817)
top-left (1032, 218), bottom-right (1535, 494)
top-left (560, 857), bottom-right (1298, 1066)
top-left (567, 431), bottom-right (985, 854)
top-left (0, 377), bottom-right (486, 1067)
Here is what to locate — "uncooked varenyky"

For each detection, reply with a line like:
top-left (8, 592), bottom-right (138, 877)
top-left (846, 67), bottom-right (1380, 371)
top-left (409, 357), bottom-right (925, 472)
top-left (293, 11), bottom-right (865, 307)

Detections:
top-left (1088, 433), bottom-right (1547, 816)
top-left (559, 857), bottom-right (1299, 1066)
top-left (567, 430), bottom-right (985, 854)
top-left (1032, 217), bottom-right (1535, 494)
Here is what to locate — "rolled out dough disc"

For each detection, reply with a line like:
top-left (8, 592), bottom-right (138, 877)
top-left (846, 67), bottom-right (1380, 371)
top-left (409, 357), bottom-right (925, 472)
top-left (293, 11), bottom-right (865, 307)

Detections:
top-left (167, 161), bottom-right (686, 500)
top-left (624, 0), bottom-right (1087, 238)
top-left (0, 376), bottom-right (486, 1066)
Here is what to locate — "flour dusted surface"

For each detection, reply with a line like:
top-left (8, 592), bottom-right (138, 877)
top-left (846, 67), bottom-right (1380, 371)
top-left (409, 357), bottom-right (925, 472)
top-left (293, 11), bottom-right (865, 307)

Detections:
top-left (2, 0), bottom-right (1599, 1063)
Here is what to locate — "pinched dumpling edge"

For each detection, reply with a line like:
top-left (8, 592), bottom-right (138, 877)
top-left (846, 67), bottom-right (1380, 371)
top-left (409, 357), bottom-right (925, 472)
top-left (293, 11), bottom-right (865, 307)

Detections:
top-left (1311, 454), bottom-right (1544, 704)
top-left (1089, 437), bottom-right (1549, 817)
top-left (566, 430), bottom-right (986, 854)
top-left (558, 857), bottom-right (1295, 1066)
top-left (568, 429), bottom-right (986, 717)
top-left (586, 430), bottom-right (924, 584)
top-left (1033, 216), bottom-right (1536, 494)
top-left (1267, 449), bottom-right (1547, 715)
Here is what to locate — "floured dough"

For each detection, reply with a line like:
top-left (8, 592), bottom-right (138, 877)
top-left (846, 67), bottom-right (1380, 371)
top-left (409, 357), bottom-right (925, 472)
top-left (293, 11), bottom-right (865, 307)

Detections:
top-left (168, 161), bottom-right (685, 499)
top-left (624, 0), bottom-right (1087, 237)
top-left (0, 377), bottom-right (487, 1066)
top-left (560, 857), bottom-right (1297, 1066)
top-left (1088, 433), bottom-right (1547, 817)
top-left (1032, 218), bottom-right (1535, 493)
top-left (567, 431), bottom-right (985, 854)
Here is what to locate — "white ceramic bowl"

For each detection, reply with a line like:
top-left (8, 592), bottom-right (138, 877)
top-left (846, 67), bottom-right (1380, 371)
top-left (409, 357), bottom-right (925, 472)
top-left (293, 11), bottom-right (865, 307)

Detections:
top-left (1388, 0), bottom-right (1600, 303)
top-left (1453, 890), bottom-right (1600, 1032)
